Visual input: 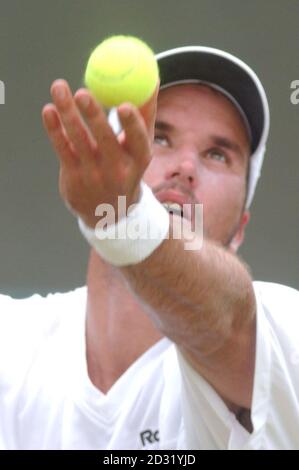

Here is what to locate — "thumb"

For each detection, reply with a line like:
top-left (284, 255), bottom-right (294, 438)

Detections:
top-left (138, 80), bottom-right (160, 141)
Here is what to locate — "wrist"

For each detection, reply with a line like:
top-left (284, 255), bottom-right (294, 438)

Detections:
top-left (78, 181), bottom-right (170, 266)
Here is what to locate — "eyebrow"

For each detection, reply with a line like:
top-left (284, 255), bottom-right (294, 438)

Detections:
top-left (155, 120), bottom-right (175, 133)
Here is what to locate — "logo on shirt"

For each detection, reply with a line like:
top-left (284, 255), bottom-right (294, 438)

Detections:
top-left (140, 429), bottom-right (160, 446)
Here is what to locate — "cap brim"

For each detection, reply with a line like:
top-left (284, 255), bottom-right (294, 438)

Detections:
top-left (156, 46), bottom-right (268, 154)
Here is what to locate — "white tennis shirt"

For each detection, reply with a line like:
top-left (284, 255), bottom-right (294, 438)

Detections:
top-left (0, 281), bottom-right (298, 449)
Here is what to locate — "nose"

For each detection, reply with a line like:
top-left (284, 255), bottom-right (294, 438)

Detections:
top-left (165, 146), bottom-right (198, 188)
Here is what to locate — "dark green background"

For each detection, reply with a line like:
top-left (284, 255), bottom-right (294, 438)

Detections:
top-left (0, 0), bottom-right (298, 297)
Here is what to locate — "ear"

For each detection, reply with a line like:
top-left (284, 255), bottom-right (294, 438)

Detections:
top-left (229, 211), bottom-right (251, 253)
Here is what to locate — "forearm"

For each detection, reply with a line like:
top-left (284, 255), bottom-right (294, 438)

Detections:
top-left (120, 215), bottom-right (256, 355)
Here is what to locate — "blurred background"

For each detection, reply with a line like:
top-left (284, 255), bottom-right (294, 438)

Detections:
top-left (0, 0), bottom-right (298, 297)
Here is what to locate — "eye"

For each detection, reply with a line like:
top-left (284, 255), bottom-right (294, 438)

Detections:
top-left (154, 134), bottom-right (169, 147)
top-left (207, 149), bottom-right (229, 163)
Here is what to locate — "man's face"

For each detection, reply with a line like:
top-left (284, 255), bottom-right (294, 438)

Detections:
top-left (143, 84), bottom-right (251, 251)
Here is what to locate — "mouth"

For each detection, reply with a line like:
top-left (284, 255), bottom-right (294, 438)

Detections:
top-left (155, 189), bottom-right (194, 220)
top-left (162, 201), bottom-right (184, 218)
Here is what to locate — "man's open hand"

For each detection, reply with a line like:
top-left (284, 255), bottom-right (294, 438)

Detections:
top-left (42, 79), bottom-right (158, 228)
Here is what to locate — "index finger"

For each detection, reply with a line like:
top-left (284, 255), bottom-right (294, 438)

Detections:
top-left (51, 79), bottom-right (98, 165)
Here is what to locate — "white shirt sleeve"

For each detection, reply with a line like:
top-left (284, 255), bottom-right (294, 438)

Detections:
top-left (174, 281), bottom-right (299, 450)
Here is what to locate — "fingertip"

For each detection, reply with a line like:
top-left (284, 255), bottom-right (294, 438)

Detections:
top-left (118, 103), bottom-right (133, 120)
top-left (74, 90), bottom-right (91, 111)
top-left (118, 103), bottom-right (142, 130)
top-left (50, 79), bottom-right (72, 105)
top-left (75, 89), bottom-right (105, 118)
top-left (42, 103), bottom-right (58, 129)
top-left (50, 78), bottom-right (69, 92)
top-left (42, 102), bottom-right (55, 115)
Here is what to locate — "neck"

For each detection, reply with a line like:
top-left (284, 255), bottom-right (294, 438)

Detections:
top-left (85, 249), bottom-right (163, 394)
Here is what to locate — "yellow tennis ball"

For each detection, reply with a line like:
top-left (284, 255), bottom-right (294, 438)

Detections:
top-left (84, 35), bottom-right (159, 108)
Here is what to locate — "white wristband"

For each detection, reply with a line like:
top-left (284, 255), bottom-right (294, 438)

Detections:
top-left (78, 181), bottom-right (170, 266)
